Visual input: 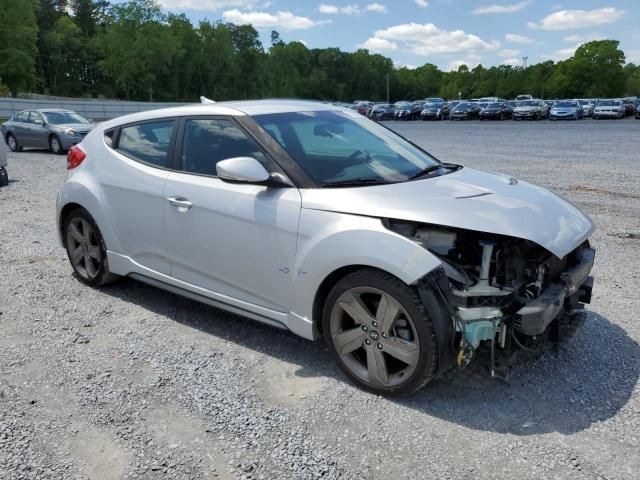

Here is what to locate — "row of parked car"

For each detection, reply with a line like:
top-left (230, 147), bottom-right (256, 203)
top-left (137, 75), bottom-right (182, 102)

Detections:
top-left (344, 96), bottom-right (640, 122)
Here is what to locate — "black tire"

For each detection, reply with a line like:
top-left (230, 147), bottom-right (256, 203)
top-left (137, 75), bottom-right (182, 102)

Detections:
top-left (6, 133), bottom-right (22, 152)
top-left (322, 268), bottom-right (439, 396)
top-left (63, 208), bottom-right (119, 287)
top-left (0, 167), bottom-right (8, 187)
top-left (49, 135), bottom-right (65, 155)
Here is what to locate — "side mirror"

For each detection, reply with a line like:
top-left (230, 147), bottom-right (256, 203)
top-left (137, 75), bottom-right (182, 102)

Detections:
top-left (216, 157), bottom-right (270, 184)
top-left (35, 119), bottom-right (45, 126)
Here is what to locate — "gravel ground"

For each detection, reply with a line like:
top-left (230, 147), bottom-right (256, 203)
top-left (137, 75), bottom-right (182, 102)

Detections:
top-left (1, 118), bottom-right (639, 480)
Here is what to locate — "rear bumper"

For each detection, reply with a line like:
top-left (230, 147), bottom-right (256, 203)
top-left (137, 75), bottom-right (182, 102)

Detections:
top-left (516, 248), bottom-right (595, 336)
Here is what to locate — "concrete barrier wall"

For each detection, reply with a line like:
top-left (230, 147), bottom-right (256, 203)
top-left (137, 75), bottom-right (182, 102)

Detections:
top-left (0, 97), bottom-right (185, 121)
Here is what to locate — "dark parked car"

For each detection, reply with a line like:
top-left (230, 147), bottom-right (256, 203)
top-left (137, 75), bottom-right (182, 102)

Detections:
top-left (393, 102), bottom-right (413, 120)
top-left (1, 109), bottom-right (94, 154)
top-left (368, 103), bottom-right (395, 121)
top-left (479, 102), bottom-right (511, 120)
top-left (408, 101), bottom-right (425, 120)
top-left (449, 102), bottom-right (481, 120)
top-left (621, 98), bottom-right (635, 117)
top-left (420, 100), bottom-right (450, 120)
top-left (355, 102), bottom-right (374, 115)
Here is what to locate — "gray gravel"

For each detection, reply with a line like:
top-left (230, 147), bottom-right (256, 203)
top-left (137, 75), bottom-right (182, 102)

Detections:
top-left (1, 118), bottom-right (639, 479)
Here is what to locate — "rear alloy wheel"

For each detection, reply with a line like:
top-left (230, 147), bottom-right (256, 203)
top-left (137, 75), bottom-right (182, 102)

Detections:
top-left (64, 208), bottom-right (119, 286)
top-left (49, 135), bottom-right (64, 155)
top-left (323, 269), bottom-right (438, 396)
top-left (7, 134), bottom-right (20, 152)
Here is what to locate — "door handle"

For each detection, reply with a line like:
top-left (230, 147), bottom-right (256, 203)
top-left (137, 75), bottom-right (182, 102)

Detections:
top-left (166, 196), bottom-right (193, 210)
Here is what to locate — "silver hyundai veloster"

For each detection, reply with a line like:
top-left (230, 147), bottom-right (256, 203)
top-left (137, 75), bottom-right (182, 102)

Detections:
top-left (56, 100), bottom-right (595, 395)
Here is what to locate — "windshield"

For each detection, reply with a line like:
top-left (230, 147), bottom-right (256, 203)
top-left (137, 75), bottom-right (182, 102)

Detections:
top-left (42, 111), bottom-right (89, 125)
top-left (555, 101), bottom-right (576, 108)
top-left (520, 101), bottom-right (539, 107)
top-left (453, 103), bottom-right (471, 111)
top-left (254, 110), bottom-right (441, 186)
top-left (486, 103), bottom-right (502, 108)
top-left (578, 100), bottom-right (590, 105)
top-left (598, 100), bottom-right (620, 106)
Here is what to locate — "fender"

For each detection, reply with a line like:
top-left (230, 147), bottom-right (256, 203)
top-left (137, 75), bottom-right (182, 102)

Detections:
top-left (56, 171), bottom-right (124, 255)
top-left (288, 208), bottom-right (442, 340)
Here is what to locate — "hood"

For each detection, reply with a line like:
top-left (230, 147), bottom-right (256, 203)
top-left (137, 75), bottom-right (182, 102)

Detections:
top-left (552, 108), bottom-right (576, 113)
top-left (514, 106), bottom-right (538, 111)
top-left (301, 167), bottom-right (594, 259)
top-left (53, 123), bottom-right (94, 132)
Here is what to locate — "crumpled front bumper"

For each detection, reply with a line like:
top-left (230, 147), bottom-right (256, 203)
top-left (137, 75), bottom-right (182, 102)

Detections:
top-left (516, 247), bottom-right (595, 336)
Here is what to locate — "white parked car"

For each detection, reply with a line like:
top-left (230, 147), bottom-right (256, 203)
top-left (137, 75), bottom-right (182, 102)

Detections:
top-left (56, 100), bottom-right (595, 396)
top-left (593, 99), bottom-right (625, 119)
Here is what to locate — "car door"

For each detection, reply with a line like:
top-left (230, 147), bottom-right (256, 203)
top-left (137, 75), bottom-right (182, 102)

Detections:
top-left (28, 112), bottom-right (49, 148)
top-left (163, 117), bottom-right (301, 313)
top-left (12, 112), bottom-right (31, 146)
top-left (102, 118), bottom-right (178, 275)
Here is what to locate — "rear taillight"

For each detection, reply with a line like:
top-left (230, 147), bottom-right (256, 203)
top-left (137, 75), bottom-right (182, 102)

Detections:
top-left (67, 145), bottom-right (86, 170)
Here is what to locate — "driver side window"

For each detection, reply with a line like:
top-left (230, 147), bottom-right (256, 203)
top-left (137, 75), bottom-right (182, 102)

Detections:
top-left (180, 118), bottom-right (268, 177)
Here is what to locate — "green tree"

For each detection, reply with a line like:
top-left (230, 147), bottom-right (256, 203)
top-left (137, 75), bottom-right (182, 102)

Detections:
top-left (94, 0), bottom-right (178, 100)
top-left (45, 16), bottom-right (85, 95)
top-left (624, 63), bottom-right (640, 96)
top-left (568, 40), bottom-right (626, 97)
top-left (0, 0), bottom-right (39, 94)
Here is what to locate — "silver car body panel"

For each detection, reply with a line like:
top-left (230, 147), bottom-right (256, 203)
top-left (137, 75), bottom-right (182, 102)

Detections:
top-left (300, 168), bottom-right (594, 259)
top-left (56, 100), bottom-right (594, 341)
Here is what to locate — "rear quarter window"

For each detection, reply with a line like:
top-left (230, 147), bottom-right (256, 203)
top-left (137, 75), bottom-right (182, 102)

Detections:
top-left (116, 120), bottom-right (175, 168)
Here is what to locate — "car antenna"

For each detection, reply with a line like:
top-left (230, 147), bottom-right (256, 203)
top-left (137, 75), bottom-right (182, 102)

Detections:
top-left (200, 96), bottom-right (216, 104)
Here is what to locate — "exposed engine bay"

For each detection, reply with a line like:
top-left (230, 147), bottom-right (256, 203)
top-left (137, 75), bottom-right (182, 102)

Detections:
top-left (385, 219), bottom-right (595, 377)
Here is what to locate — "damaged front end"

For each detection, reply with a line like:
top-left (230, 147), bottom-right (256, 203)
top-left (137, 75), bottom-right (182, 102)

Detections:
top-left (385, 219), bottom-right (595, 377)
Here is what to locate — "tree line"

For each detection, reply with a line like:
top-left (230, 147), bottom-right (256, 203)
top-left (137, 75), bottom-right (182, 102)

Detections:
top-left (1, 0), bottom-right (639, 102)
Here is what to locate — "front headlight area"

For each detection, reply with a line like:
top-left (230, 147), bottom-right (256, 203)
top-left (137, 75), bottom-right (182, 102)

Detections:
top-left (383, 219), bottom-right (565, 371)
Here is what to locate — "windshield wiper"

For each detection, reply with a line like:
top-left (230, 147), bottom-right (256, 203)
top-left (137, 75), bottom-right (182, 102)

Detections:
top-left (407, 164), bottom-right (446, 181)
top-left (321, 177), bottom-right (392, 188)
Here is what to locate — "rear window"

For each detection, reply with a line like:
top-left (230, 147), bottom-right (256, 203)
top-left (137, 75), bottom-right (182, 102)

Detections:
top-left (116, 120), bottom-right (175, 168)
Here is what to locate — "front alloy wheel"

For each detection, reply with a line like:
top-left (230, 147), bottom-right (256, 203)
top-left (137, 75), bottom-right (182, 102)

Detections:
top-left (323, 269), bottom-right (438, 396)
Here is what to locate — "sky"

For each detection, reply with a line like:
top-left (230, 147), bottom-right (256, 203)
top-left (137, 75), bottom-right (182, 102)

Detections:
top-left (151, 1), bottom-right (639, 70)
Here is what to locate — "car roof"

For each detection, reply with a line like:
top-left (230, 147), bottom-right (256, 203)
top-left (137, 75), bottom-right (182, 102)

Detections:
top-left (99, 99), bottom-right (345, 129)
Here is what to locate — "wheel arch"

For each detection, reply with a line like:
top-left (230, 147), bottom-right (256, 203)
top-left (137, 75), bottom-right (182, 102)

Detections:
top-left (290, 210), bottom-right (444, 339)
top-left (59, 202), bottom-right (85, 248)
top-left (57, 177), bottom-right (123, 255)
top-left (312, 264), bottom-right (389, 337)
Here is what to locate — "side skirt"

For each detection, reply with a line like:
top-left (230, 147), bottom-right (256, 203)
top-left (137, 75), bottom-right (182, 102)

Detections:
top-left (129, 272), bottom-right (289, 332)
